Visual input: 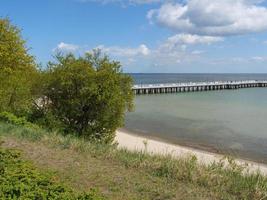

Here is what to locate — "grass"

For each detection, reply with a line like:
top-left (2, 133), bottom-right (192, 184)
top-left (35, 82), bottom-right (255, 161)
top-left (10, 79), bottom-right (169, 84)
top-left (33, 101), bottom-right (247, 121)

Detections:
top-left (0, 142), bottom-right (103, 200)
top-left (1, 122), bottom-right (267, 200)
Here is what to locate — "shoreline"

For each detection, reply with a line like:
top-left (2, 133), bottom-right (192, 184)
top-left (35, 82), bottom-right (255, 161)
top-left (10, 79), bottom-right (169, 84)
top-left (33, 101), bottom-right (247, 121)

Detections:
top-left (119, 128), bottom-right (224, 155)
top-left (115, 129), bottom-right (267, 175)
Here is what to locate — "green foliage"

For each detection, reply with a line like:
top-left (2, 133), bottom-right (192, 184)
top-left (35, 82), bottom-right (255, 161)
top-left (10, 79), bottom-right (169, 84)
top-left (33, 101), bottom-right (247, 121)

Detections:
top-left (27, 107), bottom-right (63, 132)
top-left (0, 146), bottom-right (104, 200)
top-left (0, 112), bottom-right (40, 130)
top-left (42, 51), bottom-right (134, 143)
top-left (0, 18), bottom-right (38, 114)
top-left (0, 18), bottom-right (133, 144)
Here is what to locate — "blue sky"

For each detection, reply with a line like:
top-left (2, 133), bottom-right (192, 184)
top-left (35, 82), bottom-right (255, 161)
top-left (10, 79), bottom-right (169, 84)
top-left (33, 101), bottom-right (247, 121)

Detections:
top-left (2, 0), bottom-right (267, 73)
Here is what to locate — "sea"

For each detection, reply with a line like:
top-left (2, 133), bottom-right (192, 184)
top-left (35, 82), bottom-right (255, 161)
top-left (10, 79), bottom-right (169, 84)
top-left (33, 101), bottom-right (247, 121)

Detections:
top-left (124, 73), bottom-right (267, 164)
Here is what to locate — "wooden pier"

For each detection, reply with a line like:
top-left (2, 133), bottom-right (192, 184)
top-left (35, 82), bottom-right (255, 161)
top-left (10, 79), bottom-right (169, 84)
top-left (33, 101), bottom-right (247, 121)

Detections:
top-left (133, 80), bottom-right (267, 95)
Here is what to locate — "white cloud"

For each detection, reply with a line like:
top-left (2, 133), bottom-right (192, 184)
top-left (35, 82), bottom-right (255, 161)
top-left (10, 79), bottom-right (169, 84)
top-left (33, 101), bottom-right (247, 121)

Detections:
top-left (80, 0), bottom-right (163, 4)
top-left (149, 34), bottom-right (220, 64)
top-left (147, 0), bottom-right (267, 36)
top-left (251, 56), bottom-right (265, 61)
top-left (55, 36), bottom-right (217, 69)
top-left (86, 40), bottom-right (199, 68)
top-left (167, 34), bottom-right (223, 45)
top-left (129, 0), bottom-right (162, 3)
top-left (191, 50), bottom-right (205, 55)
top-left (54, 42), bottom-right (79, 52)
top-left (96, 44), bottom-right (150, 56)
top-left (210, 56), bottom-right (267, 65)
top-left (232, 57), bottom-right (247, 63)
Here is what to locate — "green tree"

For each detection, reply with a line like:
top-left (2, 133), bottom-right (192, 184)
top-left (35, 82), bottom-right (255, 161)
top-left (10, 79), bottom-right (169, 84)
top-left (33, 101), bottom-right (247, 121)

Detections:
top-left (43, 51), bottom-right (134, 143)
top-left (0, 18), bottom-right (37, 114)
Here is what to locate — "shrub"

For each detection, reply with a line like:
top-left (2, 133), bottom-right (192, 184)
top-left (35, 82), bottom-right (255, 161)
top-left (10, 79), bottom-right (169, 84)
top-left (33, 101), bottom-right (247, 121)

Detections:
top-left (0, 111), bottom-right (40, 130)
top-left (0, 145), bottom-right (104, 199)
top-left (42, 51), bottom-right (134, 143)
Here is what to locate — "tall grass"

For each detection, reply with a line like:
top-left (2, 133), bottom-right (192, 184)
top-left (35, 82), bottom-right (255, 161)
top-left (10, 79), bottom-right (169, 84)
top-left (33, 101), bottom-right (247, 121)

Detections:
top-left (1, 122), bottom-right (267, 199)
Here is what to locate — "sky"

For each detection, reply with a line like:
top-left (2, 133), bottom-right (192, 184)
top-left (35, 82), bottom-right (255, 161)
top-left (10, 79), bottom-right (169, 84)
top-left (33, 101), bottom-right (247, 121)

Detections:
top-left (2, 0), bottom-right (267, 73)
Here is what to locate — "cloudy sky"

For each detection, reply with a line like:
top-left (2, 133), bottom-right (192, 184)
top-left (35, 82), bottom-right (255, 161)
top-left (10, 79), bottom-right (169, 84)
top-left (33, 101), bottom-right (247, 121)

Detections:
top-left (2, 0), bottom-right (267, 73)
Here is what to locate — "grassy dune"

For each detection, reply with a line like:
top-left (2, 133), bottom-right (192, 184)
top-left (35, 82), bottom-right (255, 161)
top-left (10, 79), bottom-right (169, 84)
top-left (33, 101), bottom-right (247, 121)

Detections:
top-left (1, 123), bottom-right (267, 200)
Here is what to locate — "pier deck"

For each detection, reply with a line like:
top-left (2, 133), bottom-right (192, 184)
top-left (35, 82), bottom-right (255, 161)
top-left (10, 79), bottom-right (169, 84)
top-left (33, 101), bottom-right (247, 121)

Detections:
top-left (133, 80), bottom-right (267, 95)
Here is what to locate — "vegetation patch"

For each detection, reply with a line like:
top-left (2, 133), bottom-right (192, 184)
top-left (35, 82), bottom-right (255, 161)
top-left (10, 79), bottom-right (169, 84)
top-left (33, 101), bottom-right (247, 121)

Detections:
top-left (0, 18), bottom-right (134, 144)
top-left (0, 141), bottom-right (104, 200)
top-left (1, 123), bottom-right (267, 199)
top-left (0, 112), bottom-right (40, 130)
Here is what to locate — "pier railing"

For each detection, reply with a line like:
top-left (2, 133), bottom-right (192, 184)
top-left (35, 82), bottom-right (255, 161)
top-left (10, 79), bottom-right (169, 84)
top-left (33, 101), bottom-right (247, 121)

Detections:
top-left (132, 80), bottom-right (267, 95)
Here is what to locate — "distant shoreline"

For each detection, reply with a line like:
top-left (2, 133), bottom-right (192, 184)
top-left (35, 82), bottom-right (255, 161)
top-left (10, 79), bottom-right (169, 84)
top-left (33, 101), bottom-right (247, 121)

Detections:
top-left (116, 128), bottom-right (267, 175)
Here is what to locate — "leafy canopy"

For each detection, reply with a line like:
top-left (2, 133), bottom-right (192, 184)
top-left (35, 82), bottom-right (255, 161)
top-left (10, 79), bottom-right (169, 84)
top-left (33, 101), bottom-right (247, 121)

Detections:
top-left (0, 18), bottom-right (38, 114)
top-left (43, 51), bottom-right (134, 143)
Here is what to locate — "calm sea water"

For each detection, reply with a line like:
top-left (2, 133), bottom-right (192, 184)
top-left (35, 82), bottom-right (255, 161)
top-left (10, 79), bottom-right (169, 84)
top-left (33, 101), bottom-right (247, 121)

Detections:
top-left (130, 73), bottom-right (267, 84)
top-left (124, 74), bottom-right (267, 164)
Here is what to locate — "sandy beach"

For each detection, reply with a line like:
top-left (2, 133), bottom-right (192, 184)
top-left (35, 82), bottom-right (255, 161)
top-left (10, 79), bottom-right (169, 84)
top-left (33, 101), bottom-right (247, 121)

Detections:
top-left (115, 129), bottom-right (267, 175)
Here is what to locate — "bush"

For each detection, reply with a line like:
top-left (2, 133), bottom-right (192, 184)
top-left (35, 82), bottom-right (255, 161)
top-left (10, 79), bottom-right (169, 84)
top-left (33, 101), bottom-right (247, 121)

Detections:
top-left (0, 111), bottom-right (40, 130)
top-left (0, 145), bottom-right (104, 199)
top-left (42, 51), bottom-right (134, 143)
